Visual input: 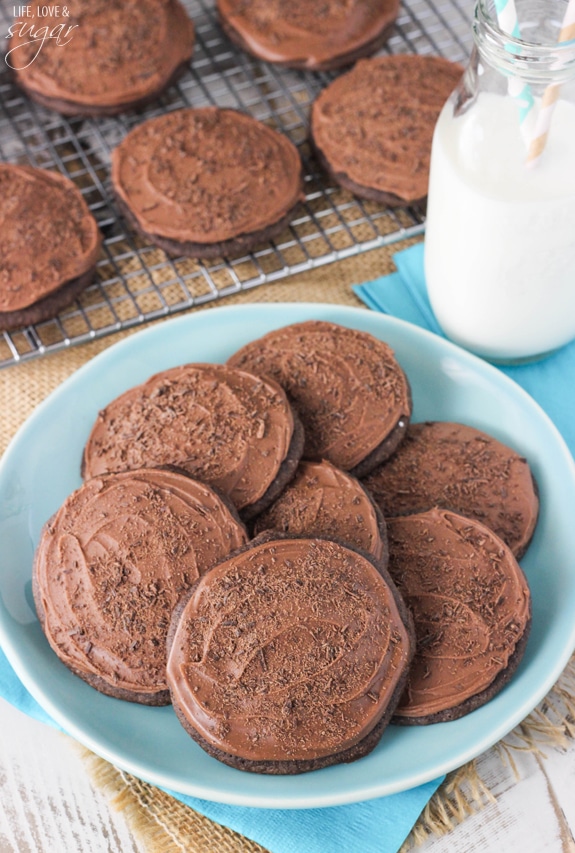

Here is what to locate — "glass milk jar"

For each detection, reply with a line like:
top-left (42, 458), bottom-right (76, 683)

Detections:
top-left (424, 0), bottom-right (575, 362)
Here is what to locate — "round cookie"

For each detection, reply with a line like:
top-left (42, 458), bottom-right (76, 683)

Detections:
top-left (111, 107), bottom-right (303, 259)
top-left (227, 320), bottom-right (412, 475)
top-left (217, 0), bottom-right (399, 71)
top-left (311, 55), bottom-right (463, 206)
top-left (9, 0), bottom-right (195, 116)
top-left (0, 164), bottom-right (101, 331)
top-left (166, 533), bottom-right (414, 773)
top-left (33, 468), bottom-right (248, 705)
top-left (82, 362), bottom-right (304, 520)
top-left (254, 460), bottom-right (387, 561)
top-left (386, 508), bottom-right (531, 724)
top-left (362, 421), bottom-right (539, 559)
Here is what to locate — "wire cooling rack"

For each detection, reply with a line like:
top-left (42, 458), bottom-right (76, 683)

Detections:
top-left (0, 0), bottom-right (473, 367)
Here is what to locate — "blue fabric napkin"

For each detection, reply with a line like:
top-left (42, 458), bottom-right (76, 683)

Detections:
top-left (354, 242), bottom-right (575, 455)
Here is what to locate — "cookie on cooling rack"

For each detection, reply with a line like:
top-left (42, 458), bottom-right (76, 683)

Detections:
top-left (0, 164), bottom-right (101, 332)
top-left (217, 0), bottom-right (399, 71)
top-left (362, 421), bottom-right (540, 559)
top-left (387, 508), bottom-right (531, 724)
top-left (9, 0), bottom-right (194, 116)
top-left (33, 467), bottom-right (248, 705)
top-left (111, 107), bottom-right (303, 259)
top-left (227, 320), bottom-right (412, 476)
top-left (82, 362), bottom-right (305, 520)
top-left (166, 532), bottom-right (414, 773)
top-left (310, 54), bottom-right (463, 205)
top-left (253, 459), bottom-right (387, 561)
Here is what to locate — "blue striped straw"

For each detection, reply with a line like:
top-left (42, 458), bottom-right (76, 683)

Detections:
top-left (493, 0), bottom-right (537, 146)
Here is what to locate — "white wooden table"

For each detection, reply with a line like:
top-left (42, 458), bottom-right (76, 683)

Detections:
top-left (1, 697), bottom-right (574, 853)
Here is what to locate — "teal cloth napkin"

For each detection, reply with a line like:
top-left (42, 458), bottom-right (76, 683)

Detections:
top-left (354, 242), bottom-right (575, 455)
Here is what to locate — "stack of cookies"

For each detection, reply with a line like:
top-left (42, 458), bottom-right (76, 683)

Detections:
top-left (34, 320), bottom-right (536, 774)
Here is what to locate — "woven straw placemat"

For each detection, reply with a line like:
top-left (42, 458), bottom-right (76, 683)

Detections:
top-left (2, 238), bottom-right (574, 853)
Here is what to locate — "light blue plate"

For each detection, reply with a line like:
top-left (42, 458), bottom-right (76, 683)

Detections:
top-left (1, 303), bottom-right (575, 809)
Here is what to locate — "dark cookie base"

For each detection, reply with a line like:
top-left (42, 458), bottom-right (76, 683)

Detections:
top-left (218, 11), bottom-right (397, 72)
top-left (393, 615), bottom-right (532, 726)
top-left (14, 61), bottom-right (191, 117)
top-left (0, 265), bottom-right (97, 332)
top-left (114, 189), bottom-right (301, 261)
top-left (311, 135), bottom-right (427, 208)
top-left (167, 530), bottom-right (415, 773)
top-left (349, 408), bottom-right (411, 479)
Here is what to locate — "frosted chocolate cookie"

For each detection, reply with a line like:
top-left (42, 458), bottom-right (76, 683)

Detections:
top-left (227, 321), bottom-right (411, 475)
top-left (311, 55), bottom-right (463, 205)
top-left (387, 509), bottom-right (531, 724)
top-left (362, 422), bottom-right (539, 559)
top-left (10, 0), bottom-right (194, 116)
top-left (82, 363), bottom-right (304, 520)
top-left (217, 0), bottom-right (399, 71)
top-left (254, 460), bottom-right (387, 560)
top-left (111, 107), bottom-right (303, 259)
top-left (167, 533), bottom-right (414, 773)
top-left (33, 468), bottom-right (248, 705)
top-left (0, 164), bottom-right (101, 331)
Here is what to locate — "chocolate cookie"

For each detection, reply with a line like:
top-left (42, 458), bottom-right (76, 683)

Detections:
top-left (227, 320), bottom-right (412, 475)
top-left (254, 460), bottom-right (387, 561)
top-left (33, 468), bottom-right (248, 705)
top-left (0, 164), bottom-right (101, 331)
top-left (387, 509), bottom-right (531, 724)
top-left (111, 107), bottom-right (303, 259)
top-left (82, 363), bottom-right (304, 520)
top-left (166, 533), bottom-right (414, 773)
top-left (217, 0), bottom-right (399, 71)
top-left (310, 55), bottom-right (463, 205)
top-left (9, 0), bottom-right (194, 116)
top-left (362, 422), bottom-right (539, 559)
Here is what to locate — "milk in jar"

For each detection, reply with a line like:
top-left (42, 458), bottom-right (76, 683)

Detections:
top-left (424, 0), bottom-right (575, 362)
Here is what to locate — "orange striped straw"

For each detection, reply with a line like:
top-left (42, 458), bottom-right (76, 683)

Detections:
top-left (526, 0), bottom-right (575, 166)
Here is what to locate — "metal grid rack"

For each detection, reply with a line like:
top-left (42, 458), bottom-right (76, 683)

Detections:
top-left (0, 0), bottom-right (473, 368)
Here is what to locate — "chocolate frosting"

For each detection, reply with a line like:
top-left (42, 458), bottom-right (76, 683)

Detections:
top-left (254, 460), bottom-right (385, 560)
top-left (311, 55), bottom-right (463, 203)
top-left (111, 108), bottom-right (303, 245)
top-left (386, 509), bottom-right (530, 719)
top-left (82, 363), bottom-right (295, 512)
top-left (363, 422), bottom-right (539, 558)
top-left (33, 468), bottom-right (247, 697)
top-left (167, 537), bottom-right (412, 761)
top-left (0, 165), bottom-right (101, 313)
top-left (227, 321), bottom-right (411, 470)
top-left (11, 0), bottom-right (194, 110)
top-left (217, 0), bottom-right (399, 70)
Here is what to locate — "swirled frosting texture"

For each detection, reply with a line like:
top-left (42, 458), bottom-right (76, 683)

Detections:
top-left (311, 55), bottom-right (463, 202)
top-left (217, 0), bottom-right (399, 70)
top-left (111, 108), bottom-right (303, 245)
top-left (254, 460), bottom-right (385, 559)
top-left (33, 468), bottom-right (247, 697)
top-left (363, 422), bottom-right (539, 558)
top-left (387, 509), bottom-right (531, 719)
top-left (12, 0), bottom-right (194, 110)
top-left (167, 537), bottom-right (411, 761)
top-left (227, 321), bottom-right (411, 470)
top-left (0, 165), bottom-right (101, 312)
top-left (82, 363), bottom-right (295, 512)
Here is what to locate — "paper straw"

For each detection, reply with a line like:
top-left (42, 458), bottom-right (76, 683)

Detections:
top-left (526, 0), bottom-right (575, 167)
top-left (493, 0), bottom-right (537, 146)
